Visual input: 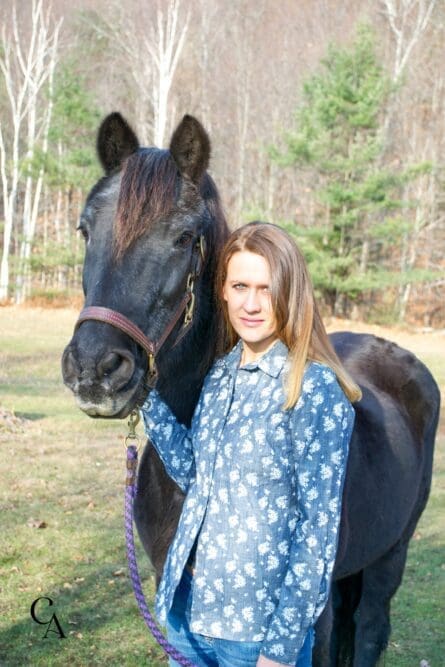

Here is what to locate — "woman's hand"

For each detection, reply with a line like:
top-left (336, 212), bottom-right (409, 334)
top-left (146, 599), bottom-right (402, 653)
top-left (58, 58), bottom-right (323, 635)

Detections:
top-left (256, 655), bottom-right (288, 667)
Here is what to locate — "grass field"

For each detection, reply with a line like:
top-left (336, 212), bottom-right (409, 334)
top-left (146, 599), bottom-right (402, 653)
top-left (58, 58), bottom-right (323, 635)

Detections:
top-left (0, 307), bottom-right (443, 666)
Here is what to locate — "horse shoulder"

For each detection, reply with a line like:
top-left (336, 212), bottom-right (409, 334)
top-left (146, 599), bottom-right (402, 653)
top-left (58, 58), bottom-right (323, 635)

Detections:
top-left (330, 331), bottom-right (440, 444)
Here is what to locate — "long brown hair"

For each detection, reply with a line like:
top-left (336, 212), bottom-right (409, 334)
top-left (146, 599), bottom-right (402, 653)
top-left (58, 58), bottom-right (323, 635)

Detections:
top-left (215, 222), bottom-right (362, 408)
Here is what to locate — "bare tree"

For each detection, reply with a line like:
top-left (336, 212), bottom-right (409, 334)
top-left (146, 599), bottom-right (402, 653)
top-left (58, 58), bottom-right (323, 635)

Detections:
top-left (0, 0), bottom-right (62, 301)
top-left (379, 0), bottom-right (440, 320)
top-left (381, 0), bottom-right (437, 81)
top-left (149, 0), bottom-right (190, 146)
top-left (95, 0), bottom-right (189, 146)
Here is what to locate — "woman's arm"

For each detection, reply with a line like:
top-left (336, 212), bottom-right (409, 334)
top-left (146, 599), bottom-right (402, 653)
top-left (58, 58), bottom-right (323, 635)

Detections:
top-left (259, 365), bottom-right (355, 666)
top-left (140, 390), bottom-right (196, 493)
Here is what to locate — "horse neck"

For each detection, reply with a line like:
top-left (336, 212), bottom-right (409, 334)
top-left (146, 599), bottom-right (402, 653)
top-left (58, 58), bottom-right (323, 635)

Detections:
top-left (155, 260), bottom-right (219, 426)
top-left (155, 188), bottom-right (229, 424)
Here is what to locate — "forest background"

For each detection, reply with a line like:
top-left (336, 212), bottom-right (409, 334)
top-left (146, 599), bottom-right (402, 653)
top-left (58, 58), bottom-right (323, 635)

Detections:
top-left (1, 0), bottom-right (444, 326)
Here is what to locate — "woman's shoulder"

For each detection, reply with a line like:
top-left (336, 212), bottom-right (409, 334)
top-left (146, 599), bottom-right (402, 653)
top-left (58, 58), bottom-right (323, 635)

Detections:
top-left (291, 361), bottom-right (354, 433)
top-left (303, 360), bottom-right (337, 388)
top-left (301, 361), bottom-right (353, 413)
top-left (206, 342), bottom-right (242, 378)
top-left (198, 350), bottom-right (234, 395)
top-left (206, 354), bottom-right (230, 380)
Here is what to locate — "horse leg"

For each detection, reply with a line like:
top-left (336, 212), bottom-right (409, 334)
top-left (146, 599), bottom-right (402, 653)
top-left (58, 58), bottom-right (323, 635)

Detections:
top-left (313, 573), bottom-right (362, 667)
top-left (313, 592), bottom-right (334, 667)
top-left (334, 573), bottom-right (363, 666)
top-left (134, 442), bottom-right (184, 582)
top-left (352, 539), bottom-right (410, 667)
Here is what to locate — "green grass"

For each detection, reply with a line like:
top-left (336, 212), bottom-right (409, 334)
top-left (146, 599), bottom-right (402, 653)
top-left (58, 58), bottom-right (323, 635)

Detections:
top-left (0, 307), bottom-right (444, 666)
top-left (386, 450), bottom-right (444, 665)
top-left (0, 307), bottom-right (167, 666)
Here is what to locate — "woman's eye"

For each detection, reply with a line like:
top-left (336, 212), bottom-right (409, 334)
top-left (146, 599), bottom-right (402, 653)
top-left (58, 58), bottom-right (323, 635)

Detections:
top-left (233, 283), bottom-right (246, 290)
top-left (175, 232), bottom-right (193, 248)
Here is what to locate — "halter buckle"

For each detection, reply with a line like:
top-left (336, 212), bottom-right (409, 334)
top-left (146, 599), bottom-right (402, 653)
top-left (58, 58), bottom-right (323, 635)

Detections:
top-left (146, 352), bottom-right (158, 387)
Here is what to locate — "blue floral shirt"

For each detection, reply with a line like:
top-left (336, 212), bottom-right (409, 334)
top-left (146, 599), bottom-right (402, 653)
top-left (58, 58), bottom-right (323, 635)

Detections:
top-left (141, 340), bottom-right (355, 665)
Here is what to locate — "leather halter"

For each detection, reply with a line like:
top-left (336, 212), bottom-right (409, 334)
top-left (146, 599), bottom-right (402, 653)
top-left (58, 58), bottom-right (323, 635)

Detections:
top-left (74, 235), bottom-right (206, 387)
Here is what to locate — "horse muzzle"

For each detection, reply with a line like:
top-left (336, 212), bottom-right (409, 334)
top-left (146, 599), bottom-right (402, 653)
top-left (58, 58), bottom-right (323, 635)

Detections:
top-left (61, 332), bottom-right (145, 418)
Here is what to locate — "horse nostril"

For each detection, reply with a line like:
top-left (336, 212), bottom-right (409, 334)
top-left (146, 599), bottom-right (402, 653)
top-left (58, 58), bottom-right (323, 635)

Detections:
top-left (97, 349), bottom-right (135, 391)
top-left (100, 352), bottom-right (122, 376)
top-left (62, 347), bottom-right (81, 387)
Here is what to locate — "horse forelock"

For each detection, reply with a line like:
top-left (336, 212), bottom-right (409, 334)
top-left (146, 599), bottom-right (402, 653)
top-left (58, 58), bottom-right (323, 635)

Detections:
top-left (112, 147), bottom-right (229, 261)
top-left (113, 148), bottom-right (178, 259)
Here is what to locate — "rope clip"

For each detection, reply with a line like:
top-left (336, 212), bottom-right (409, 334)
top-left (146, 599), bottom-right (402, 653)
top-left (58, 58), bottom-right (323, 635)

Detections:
top-left (125, 410), bottom-right (141, 449)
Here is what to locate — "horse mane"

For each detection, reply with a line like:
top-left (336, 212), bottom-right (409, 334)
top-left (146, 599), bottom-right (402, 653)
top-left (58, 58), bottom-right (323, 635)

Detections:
top-left (200, 171), bottom-right (229, 263)
top-left (113, 148), bottom-right (228, 260)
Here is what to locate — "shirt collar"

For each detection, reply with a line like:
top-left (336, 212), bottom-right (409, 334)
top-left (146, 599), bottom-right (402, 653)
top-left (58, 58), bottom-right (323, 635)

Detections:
top-left (219, 339), bottom-right (289, 378)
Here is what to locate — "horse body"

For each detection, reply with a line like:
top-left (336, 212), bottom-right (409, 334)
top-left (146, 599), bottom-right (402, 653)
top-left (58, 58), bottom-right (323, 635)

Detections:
top-left (62, 113), bottom-right (440, 667)
top-left (334, 332), bottom-right (437, 576)
top-left (331, 333), bottom-right (439, 578)
top-left (315, 332), bottom-right (439, 666)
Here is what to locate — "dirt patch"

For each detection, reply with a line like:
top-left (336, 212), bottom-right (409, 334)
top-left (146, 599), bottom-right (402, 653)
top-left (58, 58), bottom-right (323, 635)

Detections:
top-left (0, 407), bottom-right (30, 433)
top-left (24, 293), bottom-right (84, 309)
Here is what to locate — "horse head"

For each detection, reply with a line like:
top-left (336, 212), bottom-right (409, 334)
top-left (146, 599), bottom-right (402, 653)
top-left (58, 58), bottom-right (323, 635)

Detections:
top-left (62, 112), bottom-right (228, 420)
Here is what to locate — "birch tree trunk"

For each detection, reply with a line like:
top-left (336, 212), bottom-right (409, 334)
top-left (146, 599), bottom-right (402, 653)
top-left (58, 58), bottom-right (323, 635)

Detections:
top-left (381, 0), bottom-right (437, 82)
top-left (380, 0), bottom-right (437, 143)
top-left (0, 0), bottom-right (62, 302)
top-left (149, 0), bottom-right (190, 147)
top-left (0, 7), bottom-right (22, 301)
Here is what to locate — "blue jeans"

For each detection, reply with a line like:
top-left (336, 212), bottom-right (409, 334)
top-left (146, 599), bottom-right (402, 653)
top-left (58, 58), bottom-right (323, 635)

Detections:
top-left (166, 568), bottom-right (314, 667)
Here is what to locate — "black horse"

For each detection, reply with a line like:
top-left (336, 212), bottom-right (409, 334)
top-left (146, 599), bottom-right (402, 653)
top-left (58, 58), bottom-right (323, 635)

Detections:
top-left (62, 112), bottom-right (440, 667)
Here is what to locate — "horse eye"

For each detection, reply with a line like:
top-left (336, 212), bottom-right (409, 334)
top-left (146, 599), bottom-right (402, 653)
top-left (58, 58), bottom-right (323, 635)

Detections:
top-left (77, 224), bottom-right (89, 242)
top-left (175, 231), bottom-right (193, 248)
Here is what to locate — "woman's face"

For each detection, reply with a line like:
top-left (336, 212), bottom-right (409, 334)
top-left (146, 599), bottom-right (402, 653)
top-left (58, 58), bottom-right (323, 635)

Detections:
top-left (222, 250), bottom-right (278, 359)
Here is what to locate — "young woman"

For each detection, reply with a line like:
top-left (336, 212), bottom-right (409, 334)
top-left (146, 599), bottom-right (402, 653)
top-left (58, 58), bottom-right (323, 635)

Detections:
top-left (141, 222), bottom-right (361, 667)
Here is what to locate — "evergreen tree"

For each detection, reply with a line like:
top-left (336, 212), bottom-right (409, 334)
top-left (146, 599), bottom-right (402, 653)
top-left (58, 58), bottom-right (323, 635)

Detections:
top-left (271, 26), bottom-right (431, 317)
top-left (45, 62), bottom-right (102, 189)
top-left (29, 62), bottom-right (102, 294)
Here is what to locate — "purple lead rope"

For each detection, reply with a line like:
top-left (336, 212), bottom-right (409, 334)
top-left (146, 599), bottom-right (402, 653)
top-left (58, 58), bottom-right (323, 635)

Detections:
top-left (125, 444), bottom-right (197, 667)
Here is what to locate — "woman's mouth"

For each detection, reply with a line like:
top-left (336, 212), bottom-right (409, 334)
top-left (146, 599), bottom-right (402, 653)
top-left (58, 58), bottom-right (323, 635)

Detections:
top-left (240, 317), bottom-right (264, 327)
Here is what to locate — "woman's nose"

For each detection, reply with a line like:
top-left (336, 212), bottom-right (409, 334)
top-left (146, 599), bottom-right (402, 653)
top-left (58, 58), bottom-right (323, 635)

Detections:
top-left (243, 289), bottom-right (261, 312)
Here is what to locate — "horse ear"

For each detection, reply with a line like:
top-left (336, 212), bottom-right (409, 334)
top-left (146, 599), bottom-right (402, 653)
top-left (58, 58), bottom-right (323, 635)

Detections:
top-left (97, 112), bottom-right (140, 174)
top-left (169, 115), bottom-right (210, 184)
